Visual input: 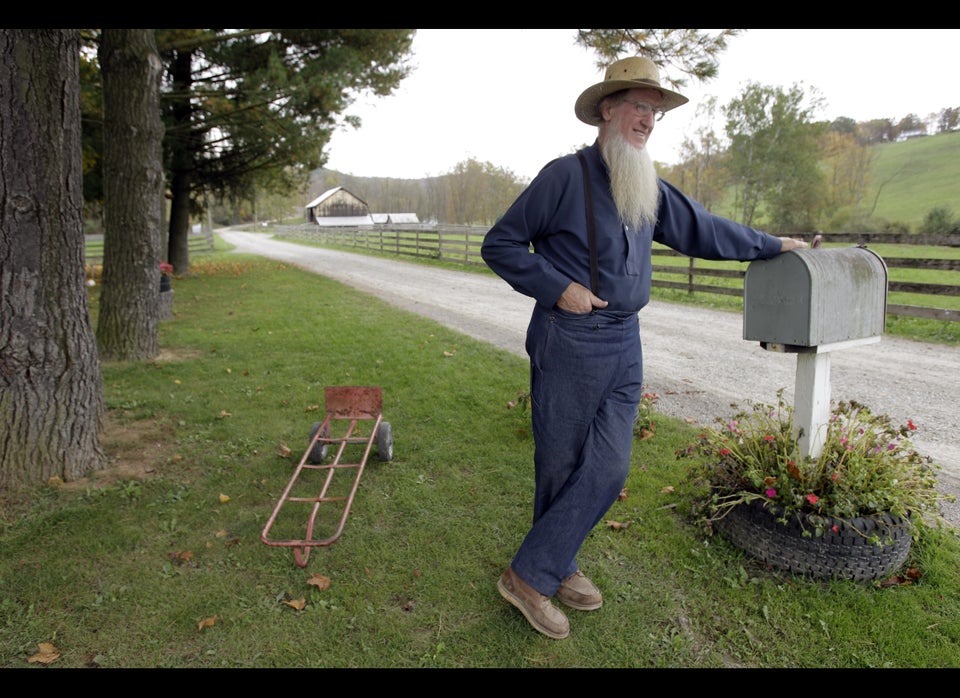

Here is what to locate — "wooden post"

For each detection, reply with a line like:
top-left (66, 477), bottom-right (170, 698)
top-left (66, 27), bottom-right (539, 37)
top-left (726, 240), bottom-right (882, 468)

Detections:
top-left (790, 337), bottom-right (881, 459)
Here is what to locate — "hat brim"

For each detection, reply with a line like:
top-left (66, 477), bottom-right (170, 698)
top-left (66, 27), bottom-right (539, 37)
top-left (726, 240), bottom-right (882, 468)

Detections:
top-left (575, 79), bottom-right (688, 126)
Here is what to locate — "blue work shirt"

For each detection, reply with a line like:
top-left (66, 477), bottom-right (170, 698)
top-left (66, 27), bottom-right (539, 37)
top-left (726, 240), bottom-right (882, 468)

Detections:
top-left (481, 141), bottom-right (783, 313)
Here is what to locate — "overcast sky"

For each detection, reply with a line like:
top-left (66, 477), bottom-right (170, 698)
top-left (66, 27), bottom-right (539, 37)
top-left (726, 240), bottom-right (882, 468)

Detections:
top-left (323, 28), bottom-right (960, 182)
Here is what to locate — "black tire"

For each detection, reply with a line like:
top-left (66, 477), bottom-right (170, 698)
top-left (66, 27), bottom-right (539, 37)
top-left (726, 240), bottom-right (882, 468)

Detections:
top-left (307, 421), bottom-right (329, 464)
top-left (377, 421), bottom-right (393, 462)
top-left (715, 499), bottom-right (912, 582)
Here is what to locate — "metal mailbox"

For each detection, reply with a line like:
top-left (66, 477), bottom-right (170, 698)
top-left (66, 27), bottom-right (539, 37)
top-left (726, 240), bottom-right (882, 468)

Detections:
top-left (743, 246), bottom-right (888, 348)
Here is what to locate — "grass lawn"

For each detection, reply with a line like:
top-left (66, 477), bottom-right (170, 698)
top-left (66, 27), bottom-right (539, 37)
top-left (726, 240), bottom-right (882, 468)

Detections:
top-left (2, 252), bottom-right (959, 668)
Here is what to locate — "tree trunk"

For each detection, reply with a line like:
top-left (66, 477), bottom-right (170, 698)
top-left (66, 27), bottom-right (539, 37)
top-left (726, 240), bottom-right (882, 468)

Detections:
top-left (0, 29), bottom-right (106, 488)
top-left (166, 49), bottom-right (196, 275)
top-left (167, 168), bottom-right (193, 273)
top-left (95, 29), bottom-right (166, 361)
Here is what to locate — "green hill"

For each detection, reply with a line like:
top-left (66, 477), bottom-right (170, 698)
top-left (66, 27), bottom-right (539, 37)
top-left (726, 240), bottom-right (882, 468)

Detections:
top-left (870, 130), bottom-right (960, 228)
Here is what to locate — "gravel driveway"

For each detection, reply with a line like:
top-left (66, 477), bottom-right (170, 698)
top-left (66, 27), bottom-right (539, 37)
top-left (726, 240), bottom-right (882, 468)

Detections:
top-left (220, 230), bottom-right (960, 525)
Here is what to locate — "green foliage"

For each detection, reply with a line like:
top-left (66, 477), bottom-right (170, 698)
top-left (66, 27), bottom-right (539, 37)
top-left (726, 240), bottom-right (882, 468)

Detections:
top-left (919, 206), bottom-right (958, 235)
top-left (722, 82), bottom-right (827, 231)
top-left (681, 389), bottom-right (957, 538)
top-left (575, 29), bottom-right (742, 89)
top-left (81, 29), bottom-right (415, 236)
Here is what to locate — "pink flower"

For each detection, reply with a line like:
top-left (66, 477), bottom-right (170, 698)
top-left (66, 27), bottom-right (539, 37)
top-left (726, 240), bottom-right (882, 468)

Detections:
top-left (765, 488), bottom-right (777, 498)
top-left (160, 262), bottom-right (174, 275)
top-left (805, 494), bottom-right (819, 505)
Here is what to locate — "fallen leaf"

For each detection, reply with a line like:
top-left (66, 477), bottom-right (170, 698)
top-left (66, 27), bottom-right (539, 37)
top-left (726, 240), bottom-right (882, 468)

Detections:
top-left (305, 405), bottom-right (320, 412)
top-left (219, 493), bottom-right (230, 503)
top-left (198, 616), bottom-right (217, 631)
top-left (217, 410), bottom-right (232, 418)
top-left (276, 443), bottom-right (292, 458)
top-left (307, 574), bottom-right (331, 590)
top-left (637, 428), bottom-right (655, 440)
top-left (660, 485), bottom-right (675, 494)
top-left (285, 598), bottom-right (306, 611)
top-left (27, 642), bottom-right (60, 664)
top-left (605, 520), bottom-right (632, 530)
top-left (618, 488), bottom-right (629, 501)
top-left (443, 350), bottom-right (455, 357)
top-left (684, 417), bottom-right (697, 424)
top-left (215, 529), bottom-right (228, 538)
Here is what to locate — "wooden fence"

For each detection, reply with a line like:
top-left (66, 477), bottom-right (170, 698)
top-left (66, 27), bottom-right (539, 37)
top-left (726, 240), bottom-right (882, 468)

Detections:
top-left (83, 230), bottom-right (216, 265)
top-left (265, 224), bottom-right (960, 323)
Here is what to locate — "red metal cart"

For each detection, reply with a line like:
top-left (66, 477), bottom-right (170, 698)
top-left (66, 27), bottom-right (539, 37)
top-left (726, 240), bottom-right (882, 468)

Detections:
top-left (260, 386), bottom-right (393, 567)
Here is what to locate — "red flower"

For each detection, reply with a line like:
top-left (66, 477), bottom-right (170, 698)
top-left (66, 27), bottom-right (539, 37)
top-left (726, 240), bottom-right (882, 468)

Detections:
top-left (160, 262), bottom-right (174, 275)
top-left (765, 488), bottom-right (777, 498)
top-left (805, 494), bottom-right (819, 505)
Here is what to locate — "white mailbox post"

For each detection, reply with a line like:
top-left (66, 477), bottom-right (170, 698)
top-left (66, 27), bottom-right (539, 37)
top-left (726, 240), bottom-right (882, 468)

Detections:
top-left (743, 246), bottom-right (888, 459)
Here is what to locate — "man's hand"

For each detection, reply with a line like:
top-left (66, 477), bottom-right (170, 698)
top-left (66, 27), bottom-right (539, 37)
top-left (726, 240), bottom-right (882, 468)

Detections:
top-left (556, 282), bottom-right (608, 313)
top-left (778, 237), bottom-right (809, 252)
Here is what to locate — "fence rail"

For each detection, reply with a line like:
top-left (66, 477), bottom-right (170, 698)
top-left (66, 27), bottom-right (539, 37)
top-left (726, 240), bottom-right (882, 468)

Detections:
top-left (265, 224), bottom-right (960, 323)
top-left (83, 231), bottom-right (216, 265)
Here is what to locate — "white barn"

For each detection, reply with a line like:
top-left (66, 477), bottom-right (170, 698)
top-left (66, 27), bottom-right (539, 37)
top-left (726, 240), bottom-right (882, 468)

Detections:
top-left (305, 186), bottom-right (418, 226)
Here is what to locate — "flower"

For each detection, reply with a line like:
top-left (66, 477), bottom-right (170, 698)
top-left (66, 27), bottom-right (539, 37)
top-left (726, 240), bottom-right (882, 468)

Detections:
top-left (678, 388), bottom-right (956, 539)
top-left (633, 389), bottom-right (660, 441)
top-left (160, 262), bottom-right (174, 276)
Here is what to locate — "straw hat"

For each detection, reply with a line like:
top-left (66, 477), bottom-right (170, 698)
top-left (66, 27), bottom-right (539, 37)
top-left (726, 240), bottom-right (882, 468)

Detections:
top-left (575, 56), bottom-right (688, 126)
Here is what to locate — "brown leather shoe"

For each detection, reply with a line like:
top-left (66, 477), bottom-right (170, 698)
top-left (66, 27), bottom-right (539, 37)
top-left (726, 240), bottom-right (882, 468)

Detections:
top-left (497, 567), bottom-right (570, 639)
top-left (555, 570), bottom-right (602, 611)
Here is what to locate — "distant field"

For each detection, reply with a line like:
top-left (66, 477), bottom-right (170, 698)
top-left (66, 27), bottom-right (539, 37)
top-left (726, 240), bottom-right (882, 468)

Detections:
top-left (870, 130), bottom-right (960, 227)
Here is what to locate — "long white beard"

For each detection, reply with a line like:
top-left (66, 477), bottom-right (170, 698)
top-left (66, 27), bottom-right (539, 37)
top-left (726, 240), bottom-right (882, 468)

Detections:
top-left (600, 129), bottom-right (661, 229)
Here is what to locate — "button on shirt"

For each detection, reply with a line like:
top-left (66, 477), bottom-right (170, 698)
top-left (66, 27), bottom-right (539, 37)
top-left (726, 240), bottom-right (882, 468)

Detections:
top-left (481, 141), bottom-right (783, 314)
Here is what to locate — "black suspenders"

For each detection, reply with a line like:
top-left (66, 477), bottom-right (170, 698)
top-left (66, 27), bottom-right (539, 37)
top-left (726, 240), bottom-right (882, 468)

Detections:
top-left (576, 151), bottom-right (600, 296)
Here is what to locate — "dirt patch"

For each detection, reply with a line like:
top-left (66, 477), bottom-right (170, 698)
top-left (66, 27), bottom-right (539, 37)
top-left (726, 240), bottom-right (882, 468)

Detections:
top-left (152, 347), bottom-right (204, 363)
top-left (60, 414), bottom-right (178, 492)
top-left (58, 347), bottom-right (201, 491)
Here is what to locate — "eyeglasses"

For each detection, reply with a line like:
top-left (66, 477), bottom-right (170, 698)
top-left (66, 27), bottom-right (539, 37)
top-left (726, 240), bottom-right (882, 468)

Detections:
top-left (620, 98), bottom-right (665, 121)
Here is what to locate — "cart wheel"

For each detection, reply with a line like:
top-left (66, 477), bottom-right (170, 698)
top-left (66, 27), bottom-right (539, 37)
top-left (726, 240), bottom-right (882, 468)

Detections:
top-left (307, 421), bottom-right (330, 464)
top-left (377, 421), bottom-right (394, 462)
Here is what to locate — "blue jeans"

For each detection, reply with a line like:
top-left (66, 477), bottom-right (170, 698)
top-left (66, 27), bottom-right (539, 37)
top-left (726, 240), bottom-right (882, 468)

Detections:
top-left (510, 305), bottom-right (643, 596)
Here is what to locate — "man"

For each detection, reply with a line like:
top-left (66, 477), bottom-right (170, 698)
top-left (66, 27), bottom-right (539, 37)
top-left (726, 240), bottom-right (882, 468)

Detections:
top-left (481, 56), bottom-right (807, 640)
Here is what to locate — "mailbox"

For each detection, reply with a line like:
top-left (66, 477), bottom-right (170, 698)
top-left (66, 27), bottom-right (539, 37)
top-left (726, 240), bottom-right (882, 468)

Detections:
top-left (743, 246), bottom-right (888, 348)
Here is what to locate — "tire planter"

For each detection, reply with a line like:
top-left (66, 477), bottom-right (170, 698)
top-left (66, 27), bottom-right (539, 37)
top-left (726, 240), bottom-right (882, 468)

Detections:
top-left (714, 499), bottom-right (912, 582)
